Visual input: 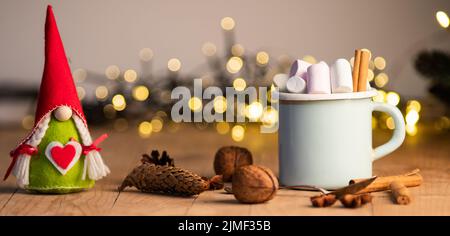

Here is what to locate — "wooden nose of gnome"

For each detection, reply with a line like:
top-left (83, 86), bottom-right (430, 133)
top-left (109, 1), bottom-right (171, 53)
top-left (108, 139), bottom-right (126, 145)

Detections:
top-left (54, 106), bottom-right (72, 121)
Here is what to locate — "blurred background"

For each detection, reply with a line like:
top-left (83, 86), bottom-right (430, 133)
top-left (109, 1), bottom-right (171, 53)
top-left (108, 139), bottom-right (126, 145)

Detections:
top-left (0, 0), bottom-right (449, 142)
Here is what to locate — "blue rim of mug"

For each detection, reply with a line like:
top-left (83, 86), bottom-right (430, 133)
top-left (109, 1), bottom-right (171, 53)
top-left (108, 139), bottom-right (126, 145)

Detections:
top-left (276, 89), bottom-right (378, 101)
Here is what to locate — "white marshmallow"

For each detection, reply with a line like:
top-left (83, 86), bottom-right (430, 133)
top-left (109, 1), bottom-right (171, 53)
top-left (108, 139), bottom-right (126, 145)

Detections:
top-left (273, 73), bottom-right (289, 92)
top-left (286, 76), bottom-right (306, 93)
top-left (289, 60), bottom-right (311, 80)
top-left (307, 61), bottom-right (331, 94)
top-left (330, 58), bottom-right (353, 93)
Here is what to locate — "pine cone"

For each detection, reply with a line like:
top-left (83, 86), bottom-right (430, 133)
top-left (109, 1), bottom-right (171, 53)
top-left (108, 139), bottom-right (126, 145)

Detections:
top-left (118, 163), bottom-right (210, 196)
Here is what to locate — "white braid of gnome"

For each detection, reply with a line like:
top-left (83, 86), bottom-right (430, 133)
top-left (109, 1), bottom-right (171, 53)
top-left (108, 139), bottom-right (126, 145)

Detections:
top-left (12, 114), bottom-right (51, 188)
top-left (73, 114), bottom-right (110, 180)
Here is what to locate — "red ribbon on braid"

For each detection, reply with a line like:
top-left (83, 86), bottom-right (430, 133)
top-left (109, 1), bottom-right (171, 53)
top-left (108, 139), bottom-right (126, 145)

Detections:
top-left (3, 144), bottom-right (38, 181)
top-left (82, 134), bottom-right (108, 156)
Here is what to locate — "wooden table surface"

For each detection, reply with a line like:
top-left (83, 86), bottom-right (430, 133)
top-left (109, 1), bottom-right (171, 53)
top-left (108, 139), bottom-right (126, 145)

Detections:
top-left (0, 124), bottom-right (449, 216)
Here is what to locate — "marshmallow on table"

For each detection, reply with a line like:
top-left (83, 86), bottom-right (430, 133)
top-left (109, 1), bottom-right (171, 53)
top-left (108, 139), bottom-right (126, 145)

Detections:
top-left (286, 75), bottom-right (306, 93)
top-left (289, 60), bottom-right (311, 80)
top-left (330, 58), bottom-right (353, 93)
top-left (307, 61), bottom-right (331, 94)
top-left (273, 73), bottom-right (289, 92)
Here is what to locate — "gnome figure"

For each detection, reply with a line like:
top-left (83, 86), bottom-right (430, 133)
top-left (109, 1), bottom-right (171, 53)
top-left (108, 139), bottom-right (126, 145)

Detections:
top-left (4, 6), bottom-right (110, 193)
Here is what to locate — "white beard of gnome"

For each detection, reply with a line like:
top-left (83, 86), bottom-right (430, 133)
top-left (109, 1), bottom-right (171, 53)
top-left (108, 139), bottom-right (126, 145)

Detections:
top-left (10, 106), bottom-right (110, 188)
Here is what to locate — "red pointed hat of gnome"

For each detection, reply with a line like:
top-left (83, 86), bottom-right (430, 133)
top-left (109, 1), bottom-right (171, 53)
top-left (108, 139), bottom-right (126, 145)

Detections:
top-left (34, 5), bottom-right (86, 125)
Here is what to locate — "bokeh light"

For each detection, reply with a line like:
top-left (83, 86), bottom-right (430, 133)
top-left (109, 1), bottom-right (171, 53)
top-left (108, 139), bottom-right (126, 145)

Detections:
top-left (221, 17), bottom-right (235, 30)
top-left (386, 92), bottom-right (400, 106)
top-left (436, 11), bottom-right (450, 28)
top-left (76, 86), bottom-right (85, 100)
top-left (95, 86), bottom-right (109, 101)
top-left (132, 85), bottom-right (150, 101)
top-left (151, 118), bottom-right (163, 133)
top-left (406, 110), bottom-right (419, 125)
top-left (406, 100), bottom-right (421, 113)
top-left (21, 115), bottom-right (34, 130)
top-left (138, 121), bottom-right (153, 138)
top-left (373, 90), bottom-right (386, 103)
top-left (256, 51), bottom-right (270, 65)
top-left (103, 104), bottom-right (116, 119)
top-left (188, 97), bottom-right (203, 112)
top-left (386, 117), bottom-right (395, 130)
top-left (246, 101), bottom-right (263, 120)
top-left (124, 69), bottom-right (138, 83)
top-left (105, 65), bottom-right (120, 80)
top-left (233, 77), bottom-right (247, 91)
top-left (139, 48), bottom-right (154, 62)
top-left (302, 55), bottom-right (317, 64)
top-left (73, 68), bottom-right (87, 83)
top-left (231, 44), bottom-right (245, 57)
top-left (374, 57), bottom-right (386, 70)
top-left (231, 125), bottom-right (245, 142)
top-left (112, 94), bottom-right (126, 111)
top-left (261, 107), bottom-right (278, 126)
top-left (213, 96), bottom-right (228, 113)
top-left (226, 56), bottom-right (244, 74)
top-left (168, 58), bottom-right (181, 72)
top-left (216, 122), bottom-right (230, 135)
top-left (406, 124), bottom-right (418, 136)
top-left (367, 69), bottom-right (374, 82)
top-left (375, 73), bottom-right (389, 88)
top-left (202, 42), bottom-right (217, 57)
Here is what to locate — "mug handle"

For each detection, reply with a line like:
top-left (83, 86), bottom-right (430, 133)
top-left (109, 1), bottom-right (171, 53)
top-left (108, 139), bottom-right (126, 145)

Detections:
top-left (371, 102), bottom-right (406, 161)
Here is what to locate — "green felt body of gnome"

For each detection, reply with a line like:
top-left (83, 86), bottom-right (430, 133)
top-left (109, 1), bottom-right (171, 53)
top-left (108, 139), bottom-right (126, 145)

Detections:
top-left (4, 6), bottom-right (110, 193)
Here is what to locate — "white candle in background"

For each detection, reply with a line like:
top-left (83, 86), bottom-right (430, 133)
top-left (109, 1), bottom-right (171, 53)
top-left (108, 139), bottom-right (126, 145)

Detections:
top-left (330, 58), bottom-right (353, 93)
top-left (307, 61), bottom-right (331, 94)
top-left (286, 75), bottom-right (306, 93)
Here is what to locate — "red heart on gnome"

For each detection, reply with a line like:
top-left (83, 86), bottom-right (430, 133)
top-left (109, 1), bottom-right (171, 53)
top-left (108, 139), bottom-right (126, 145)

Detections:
top-left (45, 141), bottom-right (82, 175)
top-left (50, 145), bottom-right (75, 169)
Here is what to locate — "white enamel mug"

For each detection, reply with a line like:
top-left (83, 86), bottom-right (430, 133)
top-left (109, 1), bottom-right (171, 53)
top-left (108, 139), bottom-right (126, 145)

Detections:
top-left (278, 90), bottom-right (405, 189)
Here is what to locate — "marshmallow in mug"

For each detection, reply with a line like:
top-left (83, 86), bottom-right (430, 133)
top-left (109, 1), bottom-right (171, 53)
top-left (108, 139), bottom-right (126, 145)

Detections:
top-left (330, 58), bottom-right (353, 93)
top-left (286, 75), bottom-right (306, 93)
top-left (307, 61), bottom-right (331, 94)
top-left (273, 73), bottom-right (289, 92)
top-left (289, 60), bottom-right (311, 80)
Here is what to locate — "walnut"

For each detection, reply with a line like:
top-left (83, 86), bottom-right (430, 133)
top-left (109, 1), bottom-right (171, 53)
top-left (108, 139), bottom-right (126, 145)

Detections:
top-left (214, 146), bottom-right (253, 182)
top-left (231, 165), bottom-right (278, 204)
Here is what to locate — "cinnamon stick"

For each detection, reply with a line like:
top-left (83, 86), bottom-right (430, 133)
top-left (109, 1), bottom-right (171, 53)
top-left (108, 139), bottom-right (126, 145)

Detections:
top-left (349, 170), bottom-right (423, 194)
top-left (352, 49), bottom-right (362, 92)
top-left (390, 181), bottom-right (411, 205)
top-left (357, 49), bottom-right (371, 92)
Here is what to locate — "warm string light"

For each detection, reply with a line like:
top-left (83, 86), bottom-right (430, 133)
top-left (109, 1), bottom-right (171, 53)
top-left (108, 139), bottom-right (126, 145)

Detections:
top-left (132, 85), bottom-right (150, 101)
top-left (124, 69), bottom-right (138, 83)
top-left (221, 17), bottom-right (235, 31)
top-left (139, 48), bottom-right (154, 62)
top-left (95, 86), bottom-right (109, 101)
top-left (76, 86), bottom-right (85, 100)
top-left (168, 58), bottom-right (181, 72)
top-left (112, 94), bottom-right (126, 111)
top-left (213, 96), bottom-right (227, 113)
top-left (436, 11), bottom-right (450, 28)
top-left (105, 65), bottom-right (120, 80)
top-left (138, 121), bottom-right (152, 138)
top-left (202, 42), bottom-right (217, 57)
top-left (233, 77), bottom-right (246, 91)
top-left (216, 122), bottom-right (230, 135)
top-left (188, 97), bottom-right (202, 112)
top-left (231, 44), bottom-right (245, 57)
top-left (73, 68), bottom-right (87, 83)
top-left (226, 56), bottom-right (243, 74)
top-left (246, 101), bottom-right (263, 120)
top-left (231, 125), bottom-right (245, 142)
top-left (256, 51), bottom-right (270, 65)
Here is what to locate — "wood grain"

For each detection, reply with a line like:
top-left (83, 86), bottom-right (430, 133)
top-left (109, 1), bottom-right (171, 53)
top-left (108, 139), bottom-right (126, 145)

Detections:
top-left (0, 124), bottom-right (449, 215)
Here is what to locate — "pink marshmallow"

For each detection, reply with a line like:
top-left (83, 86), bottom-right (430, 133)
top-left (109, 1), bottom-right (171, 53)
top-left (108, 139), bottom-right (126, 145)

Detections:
top-left (307, 61), bottom-right (331, 94)
top-left (289, 60), bottom-right (311, 80)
